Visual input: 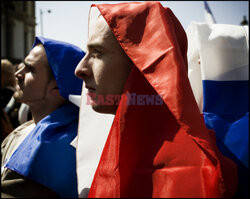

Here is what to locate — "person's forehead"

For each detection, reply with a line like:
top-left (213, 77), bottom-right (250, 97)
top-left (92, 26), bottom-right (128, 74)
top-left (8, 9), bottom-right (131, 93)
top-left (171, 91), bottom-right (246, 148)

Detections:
top-left (26, 45), bottom-right (46, 62)
top-left (88, 7), bottom-right (115, 47)
top-left (89, 7), bottom-right (104, 35)
top-left (25, 44), bottom-right (49, 68)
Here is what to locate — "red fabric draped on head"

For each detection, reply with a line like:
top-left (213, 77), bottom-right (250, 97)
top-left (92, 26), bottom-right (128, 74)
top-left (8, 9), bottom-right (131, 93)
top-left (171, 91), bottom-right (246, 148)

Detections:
top-left (88, 2), bottom-right (238, 198)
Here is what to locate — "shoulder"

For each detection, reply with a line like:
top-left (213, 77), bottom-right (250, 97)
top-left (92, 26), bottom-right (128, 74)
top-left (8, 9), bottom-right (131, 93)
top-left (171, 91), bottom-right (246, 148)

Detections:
top-left (1, 169), bottom-right (59, 198)
top-left (1, 120), bottom-right (35, 166)
top-left (2, 120), bottom-right (35, 148)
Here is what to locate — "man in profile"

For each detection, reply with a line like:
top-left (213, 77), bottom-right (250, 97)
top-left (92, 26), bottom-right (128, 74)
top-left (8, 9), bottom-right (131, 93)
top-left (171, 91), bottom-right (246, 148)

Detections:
top-left (2, 37), bottom-right (84, 198)
top-left (75, 2), bottom-right (238, 198)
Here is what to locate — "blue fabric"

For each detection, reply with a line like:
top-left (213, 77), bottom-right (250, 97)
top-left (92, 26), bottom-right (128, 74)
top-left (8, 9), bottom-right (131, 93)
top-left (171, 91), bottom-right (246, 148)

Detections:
top-left (203, 80), bottom-right (249, 115)
top-left (203, 80), bottom-right (249, 166)
top-left (32, 37), bottom-right (85, 99)
top-left (204, 112), bottom-right (249, 168)
top-left (202, 80), bottom-right (249, 198)
top-left (6, 103), bottom-right (79, 198)
top-left (4, 37), bottom-right (84, 197)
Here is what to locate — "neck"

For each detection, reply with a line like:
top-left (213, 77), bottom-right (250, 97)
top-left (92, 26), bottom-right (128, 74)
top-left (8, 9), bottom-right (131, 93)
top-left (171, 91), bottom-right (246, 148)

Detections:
top-left (29, 101), bottom-right (66, 124)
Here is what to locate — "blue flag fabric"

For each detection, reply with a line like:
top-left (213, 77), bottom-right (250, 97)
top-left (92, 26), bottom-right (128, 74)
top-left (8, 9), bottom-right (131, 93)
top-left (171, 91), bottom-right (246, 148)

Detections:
top-left (204, 1), bottom-right (216, 24)
top-left (32, 37), bottom-right (85, 100)
top-left (6, 103), bottom-right (79, 198)
top-left (187, 23), bottom-right (249, 198)
top-left (203, 80), bottom-right (249, 198)
top-left (204, 1), bottom-right (213, 15)
top-left (5, 37), bottom-right (85, 197)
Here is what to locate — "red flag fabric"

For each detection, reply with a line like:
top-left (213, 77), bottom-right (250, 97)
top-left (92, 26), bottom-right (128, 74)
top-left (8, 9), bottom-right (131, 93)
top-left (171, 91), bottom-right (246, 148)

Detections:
top-left (88, 2), bottom-right (238, 198)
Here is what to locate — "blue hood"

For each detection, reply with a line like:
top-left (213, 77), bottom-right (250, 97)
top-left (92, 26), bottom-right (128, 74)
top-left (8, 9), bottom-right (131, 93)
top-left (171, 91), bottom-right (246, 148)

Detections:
top-left (32, 37), bottom-right (85, 100)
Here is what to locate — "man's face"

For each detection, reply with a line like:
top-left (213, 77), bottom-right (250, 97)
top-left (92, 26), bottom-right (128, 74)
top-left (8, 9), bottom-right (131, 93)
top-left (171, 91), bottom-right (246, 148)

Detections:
top-left (75, 7), bottom-right (132, 114)
top-left (14, 44), bottom-right (52, 106)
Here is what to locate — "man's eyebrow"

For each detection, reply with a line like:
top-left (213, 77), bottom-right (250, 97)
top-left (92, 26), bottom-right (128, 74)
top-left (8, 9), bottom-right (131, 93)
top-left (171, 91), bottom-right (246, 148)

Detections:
top-left (87, 42), bottom-right (104, 50)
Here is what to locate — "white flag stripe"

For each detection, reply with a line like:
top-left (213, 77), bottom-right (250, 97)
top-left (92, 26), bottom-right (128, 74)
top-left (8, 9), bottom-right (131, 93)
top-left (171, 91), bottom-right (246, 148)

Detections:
top-left (197, 23), bottom-right (249, 81)
top-left (186, 22), bottom-right (203, 113)
top-left (187, 22), bottom-right (249, 112)
top-left (76, 86), bottom-right (114, 197)
top-left (69, 94), bottom-right (82, 107)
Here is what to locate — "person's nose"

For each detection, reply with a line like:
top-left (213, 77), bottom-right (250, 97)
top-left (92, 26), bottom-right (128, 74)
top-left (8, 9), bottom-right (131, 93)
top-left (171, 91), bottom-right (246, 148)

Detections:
top-left (75, 54), bottom-right (92, 80)
top-left (15, 64), bottom-right (25, 81)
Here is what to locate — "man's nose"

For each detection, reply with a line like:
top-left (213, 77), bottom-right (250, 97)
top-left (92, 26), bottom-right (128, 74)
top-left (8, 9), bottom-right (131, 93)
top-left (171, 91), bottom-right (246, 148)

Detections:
top-left (75, 55), bottom-right (92, 80)
top-left (15, 65), bottom-right (25, 80)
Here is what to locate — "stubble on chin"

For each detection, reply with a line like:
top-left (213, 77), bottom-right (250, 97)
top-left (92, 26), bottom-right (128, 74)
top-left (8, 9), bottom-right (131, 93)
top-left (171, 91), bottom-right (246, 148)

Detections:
top-left (92, 104), bottom-right (118, 115)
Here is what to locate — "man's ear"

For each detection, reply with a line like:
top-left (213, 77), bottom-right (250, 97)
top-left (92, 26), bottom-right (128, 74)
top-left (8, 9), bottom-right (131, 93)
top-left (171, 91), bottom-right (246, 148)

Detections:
top-left (50, 86), bottom-right (60, 95)
top-left (48, 80), bottom-right (60, 96)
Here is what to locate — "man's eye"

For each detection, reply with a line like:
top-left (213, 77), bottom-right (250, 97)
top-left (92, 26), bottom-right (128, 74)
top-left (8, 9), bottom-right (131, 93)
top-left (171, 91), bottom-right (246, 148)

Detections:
top-left (92, 49), bottom-right (102, 57)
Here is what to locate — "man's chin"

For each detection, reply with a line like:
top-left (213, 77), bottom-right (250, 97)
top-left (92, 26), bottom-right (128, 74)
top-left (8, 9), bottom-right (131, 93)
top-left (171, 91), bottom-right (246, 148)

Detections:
top-left (91, 104), bottom-right (117, 115)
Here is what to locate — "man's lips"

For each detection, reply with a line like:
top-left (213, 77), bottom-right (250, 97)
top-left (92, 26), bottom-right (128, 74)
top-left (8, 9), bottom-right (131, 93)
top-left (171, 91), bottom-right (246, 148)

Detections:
top-left (85, 85), bottom-right (95, 92)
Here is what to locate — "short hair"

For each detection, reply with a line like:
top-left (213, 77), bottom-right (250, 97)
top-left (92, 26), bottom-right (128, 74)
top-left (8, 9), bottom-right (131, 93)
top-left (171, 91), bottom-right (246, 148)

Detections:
top-left (1, 59), bottom-right (16, 88)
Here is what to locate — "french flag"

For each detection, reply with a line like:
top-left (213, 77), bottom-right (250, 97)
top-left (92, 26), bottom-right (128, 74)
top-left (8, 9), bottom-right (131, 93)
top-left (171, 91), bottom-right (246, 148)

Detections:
top-left (187, 22), bottom-right (249, 198)
top-left (76, 85), bottom-right (115, 197)
top-left (204, 1), bottom-right (216, 24)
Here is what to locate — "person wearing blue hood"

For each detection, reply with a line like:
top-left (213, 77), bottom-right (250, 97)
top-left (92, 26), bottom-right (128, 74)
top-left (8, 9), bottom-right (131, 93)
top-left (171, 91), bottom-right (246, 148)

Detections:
top-left (1, 37), bottom-right (85, 198)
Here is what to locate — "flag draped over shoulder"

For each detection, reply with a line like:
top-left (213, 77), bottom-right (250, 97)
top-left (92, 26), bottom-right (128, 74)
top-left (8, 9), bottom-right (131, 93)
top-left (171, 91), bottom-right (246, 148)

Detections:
top-left (6, 103), bottom-right (79, 197)
top-left (187, 22), bottom-right (249, 198)
top-left (87, 2), bottom-right (238, 198)
top-left (4, 37), bottom-right (85, 197)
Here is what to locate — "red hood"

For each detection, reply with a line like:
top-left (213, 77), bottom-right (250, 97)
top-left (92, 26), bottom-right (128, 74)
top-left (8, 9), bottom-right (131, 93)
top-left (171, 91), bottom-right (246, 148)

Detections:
top-left (88, 2), bottom-right (238, 198)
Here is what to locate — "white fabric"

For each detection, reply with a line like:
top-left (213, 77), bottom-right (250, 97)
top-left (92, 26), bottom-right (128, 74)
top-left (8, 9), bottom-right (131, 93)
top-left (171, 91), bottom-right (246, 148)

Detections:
top-left (4, 96), bottom-right (15, 113)
top-left (76, 85), bottom-right (114, 197)
top-left (186, 22), bottom-right (249, 112)
top-left (69, 94), bottom-right (82, 107)
top-left (70, 136), bottom-right (78, 148)
top-left (18, 103), bottom-right (30, 124)
top-left (64, 94), bottom-right (82, 148)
